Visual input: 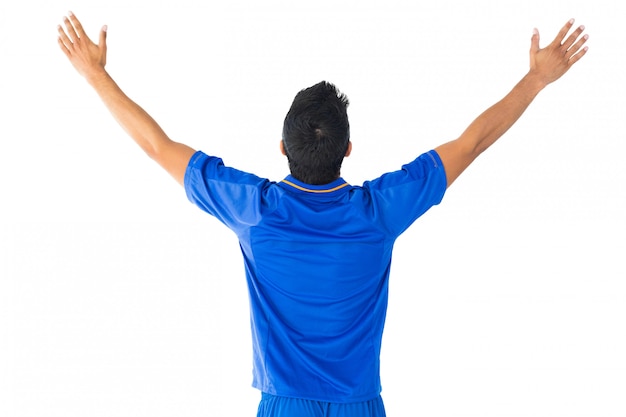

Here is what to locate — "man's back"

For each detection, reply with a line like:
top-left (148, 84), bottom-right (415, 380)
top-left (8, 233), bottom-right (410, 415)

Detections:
top-left (184, 150), bottom-right (447, 402)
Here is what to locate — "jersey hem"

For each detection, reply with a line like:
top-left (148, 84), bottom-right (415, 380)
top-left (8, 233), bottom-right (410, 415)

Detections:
top-left (254, 386), bottom-right (382, 404)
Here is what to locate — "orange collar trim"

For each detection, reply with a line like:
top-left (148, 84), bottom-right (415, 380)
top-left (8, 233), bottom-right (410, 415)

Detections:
top-left (281, 180), bottom-right (350, 194)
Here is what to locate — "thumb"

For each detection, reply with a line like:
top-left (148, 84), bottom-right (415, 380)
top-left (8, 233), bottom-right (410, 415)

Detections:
top-left (99, 25), bottom-right (108, 48)
top-left (98, 25), bottom-right (108, 67)
top-left (530, 27), bottom-right (540, 54)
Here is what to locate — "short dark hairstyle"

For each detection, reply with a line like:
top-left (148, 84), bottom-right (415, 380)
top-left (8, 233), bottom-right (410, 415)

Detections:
top-left (282, 81), bottom-right (350, 185)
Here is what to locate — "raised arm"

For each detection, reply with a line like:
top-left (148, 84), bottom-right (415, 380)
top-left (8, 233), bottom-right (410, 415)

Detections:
top-left (57, 12), bottom-right (196, 186)
top-left (435, 19), bottom-right (589, 188)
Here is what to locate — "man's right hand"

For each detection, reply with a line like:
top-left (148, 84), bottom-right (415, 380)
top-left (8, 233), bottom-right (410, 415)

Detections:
top-left (529, 19), bottom-right (589, 88)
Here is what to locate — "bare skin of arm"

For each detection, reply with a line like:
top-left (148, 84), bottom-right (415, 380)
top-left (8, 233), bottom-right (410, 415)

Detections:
top-left (58, 14), bottom-right (588, 189)
top-left (435, 19), bottom-right (589, 188)
top-left (57, 12), bottom-right (196, 186)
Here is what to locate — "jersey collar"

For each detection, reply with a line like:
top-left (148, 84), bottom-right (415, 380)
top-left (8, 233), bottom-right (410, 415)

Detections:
top-left (279, 175), bottom-right (351, 195)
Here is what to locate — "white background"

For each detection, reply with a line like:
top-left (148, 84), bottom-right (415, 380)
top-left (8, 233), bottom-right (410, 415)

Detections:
top-left (1, 0), bottom-right (625, 416)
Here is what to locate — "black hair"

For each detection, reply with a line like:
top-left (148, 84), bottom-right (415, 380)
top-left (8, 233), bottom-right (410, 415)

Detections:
top-left (282, 81), bottom-right (350, 185)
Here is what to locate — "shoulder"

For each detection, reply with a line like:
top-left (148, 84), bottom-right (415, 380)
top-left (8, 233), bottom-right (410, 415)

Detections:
top-left (185, 151), bottom-right (269, 188)
top-left (354, 150), bottom-right (447, 236)
top-left (363, 150), bottom-right (445, 191)
top-left (184, 151), bottom-right (282, 226)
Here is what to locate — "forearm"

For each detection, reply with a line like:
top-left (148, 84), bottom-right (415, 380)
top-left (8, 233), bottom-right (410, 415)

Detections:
top-left (86, 70), bottom-right (172, 159)
top-left (462, 71), bottom-right (546, 157)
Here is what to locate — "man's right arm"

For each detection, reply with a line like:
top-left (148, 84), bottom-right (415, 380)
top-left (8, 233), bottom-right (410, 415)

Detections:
top-left (435, 19), bottom-right (589, 189)
top-left (58, 12), bottom-right (196, 186)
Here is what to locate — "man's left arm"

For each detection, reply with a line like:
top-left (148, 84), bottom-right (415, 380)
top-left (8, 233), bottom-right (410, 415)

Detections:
top-left (58, 12), bottom-right (196, 186)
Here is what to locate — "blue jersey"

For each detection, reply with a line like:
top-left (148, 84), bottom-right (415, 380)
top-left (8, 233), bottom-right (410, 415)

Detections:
top-left (184, 150), bottom-right (446, 403)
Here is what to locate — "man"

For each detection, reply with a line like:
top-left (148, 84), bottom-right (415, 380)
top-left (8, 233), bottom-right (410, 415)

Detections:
top-left (58, 12), bottom-right (588, 417)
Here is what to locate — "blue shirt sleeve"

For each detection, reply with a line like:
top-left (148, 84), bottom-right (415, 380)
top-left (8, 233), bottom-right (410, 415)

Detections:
top-left (361, 150), bottom-right (447, 237)
top-left (184, 151), bottom-right (272, 234)
top-left (185, 150), bottom-right (446, 238)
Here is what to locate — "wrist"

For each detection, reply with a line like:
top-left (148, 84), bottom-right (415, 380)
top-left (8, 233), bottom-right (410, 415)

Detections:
top-left (84, 67), bottom-right (110, 88)
top-left (524, 70), bottom-right (550, 93)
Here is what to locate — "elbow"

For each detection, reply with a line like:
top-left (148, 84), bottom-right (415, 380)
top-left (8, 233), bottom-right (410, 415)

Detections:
top-left (472, 141), bottom-right (489, 159)
top-left (143, 143), bottom-right (159, 161)
top-left (138, 135), bottom-right (168, 161)
top-left (460, 137), bottom-right (485, 162)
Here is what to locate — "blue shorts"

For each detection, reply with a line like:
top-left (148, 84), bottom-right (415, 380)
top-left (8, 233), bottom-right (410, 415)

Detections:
top-left (256, 393), bottom-right (386, 417)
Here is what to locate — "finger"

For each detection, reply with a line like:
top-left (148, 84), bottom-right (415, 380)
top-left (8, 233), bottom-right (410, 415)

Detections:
top-left (99, 25), bottom-right (108, 48)
top-left (562, 25), bottom-right (586, 51)
top-left (57, 23), bottom-right (73, 50)
top-left (63, 15), bottom-right (79, 43)
top-left (566, 35), bottom-right (590, 63)
top-left (68, 11), bottom-right (89, 41)
top-left (568, 44), bottom-right (589, 66)
top-left (551, 18), bottom-right (575, 47)
top-left (57, 35), bottom-right (71, 58)
top-left (99, 25), bottom-right (108, 66)
top-left (530, 28), bottom-right (540, 54)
